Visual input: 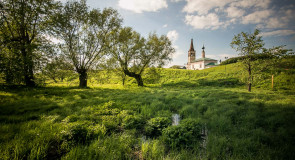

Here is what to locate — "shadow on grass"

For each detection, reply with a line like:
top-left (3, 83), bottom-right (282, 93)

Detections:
top-left (161, 78), bottom-right (243, 88)
top-left (0, 84), bottom-right (295, 159)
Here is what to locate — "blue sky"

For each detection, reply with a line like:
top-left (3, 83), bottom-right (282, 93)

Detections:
top-left (60, 0), bottom-right (295, 67)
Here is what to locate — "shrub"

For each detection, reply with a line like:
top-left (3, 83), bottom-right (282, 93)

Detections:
top-left (145, 117), bottom-right (171, 137)
top-left (101, 115), bottom-right (120, 132)
top-left (61, 124), bottom-right (105, 145)
top-left (162, 119), bottom-right (202, 149)
top-left (122, 115), bottom-right (145, 130)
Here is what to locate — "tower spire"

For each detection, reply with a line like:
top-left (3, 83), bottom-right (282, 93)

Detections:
top-left (202, 44), bottom-right (205, 58)
top-left (189, 39), bottom-right (194, 51)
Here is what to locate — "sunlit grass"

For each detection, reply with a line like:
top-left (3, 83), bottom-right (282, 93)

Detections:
top-left (1, 62), bottom-right (295, 159)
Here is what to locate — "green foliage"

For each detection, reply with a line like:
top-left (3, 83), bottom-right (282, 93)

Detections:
top-left (43, 55), bottom-right (73, 83)
top-left (169, 65), bottom-right (185, 69)
top-left (50, 0), bottom-right (122, 87)
top-left (0, 65), bottom-right (295, 159)
top-left (162, 119), bottom-right (202, 149)
top-left (0, 0), bottom-right (59, 86)
top-left (61, 123), bottom-right (104, 145)
top-left (220, 53), bottom-right (274, 65)
top-left (62, 133), bottom-right (137, 160)
top-left (141, 139), bottom-right (165, 160)
top-left (109, 27), bottom-right (175, 86)
top-left (230, 29), bottom-right (264, 92)
top-left (122, 114), bottom-right (145, 130)
top-left (145, 117), bottom-right (171, 137)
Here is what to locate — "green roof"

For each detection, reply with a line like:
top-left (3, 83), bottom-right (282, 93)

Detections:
top-left (193, 57), bottom-right (217, 62)
top-left (205, 62), bottom-right (217, 66)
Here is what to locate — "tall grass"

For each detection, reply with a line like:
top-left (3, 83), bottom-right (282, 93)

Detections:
top-left (0, 61), bottom-right (294, 159)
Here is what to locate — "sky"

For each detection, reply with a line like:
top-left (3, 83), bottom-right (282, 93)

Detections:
top-left (58, 0), bottom-right (295, 67)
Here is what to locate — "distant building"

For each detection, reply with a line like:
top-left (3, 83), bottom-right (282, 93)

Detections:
top-left (186, 39), bottom-right (218, 70)
top-left (170, 65), bottom-right (186, 69)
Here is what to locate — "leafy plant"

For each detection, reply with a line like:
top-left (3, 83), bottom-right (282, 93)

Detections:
top-left (145, 117), bottom-right (171, 137)
top-left (122, 115), bottom-right (145, 130)
top-left (162, 119), bottom-right (202, 149)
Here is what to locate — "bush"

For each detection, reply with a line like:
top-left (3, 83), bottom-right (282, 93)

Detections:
top-left (145, 117), bottom-right (171, 137)
top-left (162, 119), bottom-right (202, 149)
top-left (101, 115), bottom-right (120, 132)
top-left (61, 124), bottom-right (105, 145)
top-left (122, 115), bottom-right (145, 130)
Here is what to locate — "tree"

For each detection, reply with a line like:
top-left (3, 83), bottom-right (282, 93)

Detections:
top-left (43, 55), bottom-right (73, 83)
top-left (0, 0), bottom-right (59, 86)
top-left (230, 29), bottom-right (264, 92)
top-left (50, 0), bottom-right (122, 88)
top-left (110, 27), bottom-right (175, 86)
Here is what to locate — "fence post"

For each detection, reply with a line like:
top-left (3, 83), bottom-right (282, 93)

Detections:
top-left (272, 75), bottom-right (274, 89)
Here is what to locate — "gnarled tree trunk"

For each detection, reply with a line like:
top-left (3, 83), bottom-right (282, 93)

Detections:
top-left (123, 69), bottom-right (144, 87)
top-left (134, 74), bottom-right (143, 86)
top-left (78, 69), bottom-right (87, 88)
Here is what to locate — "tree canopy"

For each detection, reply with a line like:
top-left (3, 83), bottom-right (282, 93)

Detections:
top-left (50, 0), bottom-right (122, 87)
top-left (0, 0), bottom-right (59, 86)
top-left (109, 27), bottom-right (175, 86)
top-left (231, 29), bottom-right (264, 92)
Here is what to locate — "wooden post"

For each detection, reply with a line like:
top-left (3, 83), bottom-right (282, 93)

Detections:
top-left (272, 75), bottom-right (274, 89)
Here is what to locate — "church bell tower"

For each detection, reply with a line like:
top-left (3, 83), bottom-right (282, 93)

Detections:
top-left (188, 39), bottom-right (195, 63)
top-left (202, 44), bottom-right (205, 58)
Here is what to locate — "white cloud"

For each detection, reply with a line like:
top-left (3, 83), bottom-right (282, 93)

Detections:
top-left (172, 45), bottom-right (184, 59)
top-left (231, 0), bottom-right (271, 9)
top-left (183, 0), bottom-right (232, 14)
top-left (185, 13), bottom-right (223, 30)
top-left (166, 30), bottom-right (183, 59)
top-left (226, 6), bottom-right (245, 18)
top-left (264, 17), bottom-right (286, 28)
top-left (260, 30), bottom-right (295, 37)
top-left (167, 30), bottom-right (179, 43)
top-left (170, 0), bottom-right (183, 2)
top-left (181, 0), bottom-right (292, 31)
top-left (118, 0), bottom-right (168, 13)
top-left (162, 24), bottom-right (168, 28)
top-left (242, 10), bottom-right (272, 24)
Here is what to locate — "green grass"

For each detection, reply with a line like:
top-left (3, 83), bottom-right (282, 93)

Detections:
top-left (1, 63), bottom-right (295, 159)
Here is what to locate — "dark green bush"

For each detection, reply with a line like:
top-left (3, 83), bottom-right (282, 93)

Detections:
top-left (162, 119), bottom-right (202, 149)
top-left (145, 117), bottom-right (171, 137)
top-left (61, 123), bottom-right (105, 145)
top-left (122, 115), bottom-right (145, 130)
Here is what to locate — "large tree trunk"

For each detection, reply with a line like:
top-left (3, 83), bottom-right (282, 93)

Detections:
top-left (21, 44), bottom-right (35, 87)
top-left (134, 74), bottom-right (143, 86)
top-left (78, 69), bottom-right (87, 88)
top-left (123, 69), bottom-right (144, 87)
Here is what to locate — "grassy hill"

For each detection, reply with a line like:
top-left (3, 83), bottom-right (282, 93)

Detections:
top-left (0, 60), bottom-right (295, 159)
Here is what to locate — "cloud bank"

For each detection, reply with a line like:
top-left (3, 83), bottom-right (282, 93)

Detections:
top-left (118, 0), bottom-right (168, 13)
top-left (183, 0), bottom-right (295, 35)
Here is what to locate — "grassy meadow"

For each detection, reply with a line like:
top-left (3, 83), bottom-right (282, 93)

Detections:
top-left (1, 62), bottom-right (295, 159)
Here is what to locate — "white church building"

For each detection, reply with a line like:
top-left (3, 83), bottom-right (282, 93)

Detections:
top-left (186, 39), bottom-right (218, 70)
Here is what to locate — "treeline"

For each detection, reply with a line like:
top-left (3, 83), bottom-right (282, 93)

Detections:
top-left (0, 0), bottom-right (174, 87)
top-left (221, 53), bottom-right (295, 66)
